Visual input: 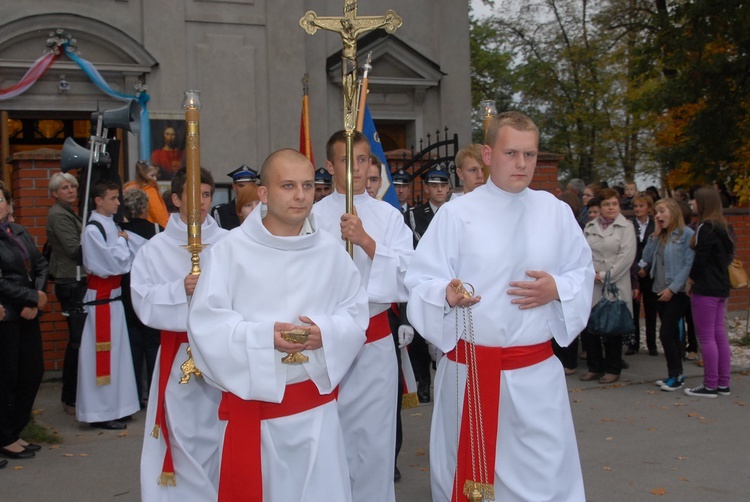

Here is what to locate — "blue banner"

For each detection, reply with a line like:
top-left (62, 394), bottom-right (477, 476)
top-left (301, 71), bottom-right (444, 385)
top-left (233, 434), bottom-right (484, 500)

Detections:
top-left (362, 105), bottom-right (400, 209)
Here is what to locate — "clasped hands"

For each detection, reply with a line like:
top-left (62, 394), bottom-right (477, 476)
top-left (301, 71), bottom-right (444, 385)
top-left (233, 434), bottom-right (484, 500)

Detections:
top-left (274, 316), bottom-right (322, 354)
top-left (445, 271), bottom-right (559, 310)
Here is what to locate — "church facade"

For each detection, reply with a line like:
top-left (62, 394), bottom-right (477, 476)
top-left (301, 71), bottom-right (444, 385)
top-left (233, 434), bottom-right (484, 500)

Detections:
top-left (0, 0), bottom-right (472, 182)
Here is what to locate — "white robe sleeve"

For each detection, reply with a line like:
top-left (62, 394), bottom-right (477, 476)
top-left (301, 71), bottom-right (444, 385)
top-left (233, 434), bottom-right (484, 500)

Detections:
top-left (364, 210), bottom-right (413, 304)
top-left (548, 208), bottom-right (595, 346)
top-left (130, 243), bottom-right (190, 332)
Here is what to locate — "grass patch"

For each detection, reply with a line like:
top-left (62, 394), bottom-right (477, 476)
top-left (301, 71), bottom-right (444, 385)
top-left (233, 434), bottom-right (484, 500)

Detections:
top-left (21, 417), bottom-right (62, 444)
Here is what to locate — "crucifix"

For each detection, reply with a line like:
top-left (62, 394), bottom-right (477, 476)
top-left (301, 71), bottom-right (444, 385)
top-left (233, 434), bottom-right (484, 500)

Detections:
top-left (300, 0), bottom-right (402, 256)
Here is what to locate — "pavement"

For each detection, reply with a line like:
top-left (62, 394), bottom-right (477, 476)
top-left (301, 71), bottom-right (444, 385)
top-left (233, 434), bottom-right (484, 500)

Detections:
top-left (3, 351), bottom-right (749, 502)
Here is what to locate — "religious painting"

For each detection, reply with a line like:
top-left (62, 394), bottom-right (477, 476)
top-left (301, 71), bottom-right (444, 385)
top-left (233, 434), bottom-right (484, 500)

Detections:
top-left (149, 116), bottom-right (186, 181)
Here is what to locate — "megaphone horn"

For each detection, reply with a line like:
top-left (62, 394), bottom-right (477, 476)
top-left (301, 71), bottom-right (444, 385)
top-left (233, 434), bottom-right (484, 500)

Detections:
top-left (60, 137), bottom-right (110, 173)
top-left (94, 99), bottom-right (141, 133)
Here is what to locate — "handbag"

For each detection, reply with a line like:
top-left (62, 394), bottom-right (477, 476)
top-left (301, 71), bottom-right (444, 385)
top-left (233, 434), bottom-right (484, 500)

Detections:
top-left (587, 271), bottom-right (634, 337)
top-left (728, 258), bottom-right (748, 289)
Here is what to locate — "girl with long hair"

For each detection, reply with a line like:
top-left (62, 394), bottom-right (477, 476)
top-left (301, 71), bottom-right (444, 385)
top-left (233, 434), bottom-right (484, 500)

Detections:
top-left (642, 198), bottom-right (695, 392)
top-left (684, 187), bottom-right (734, 397)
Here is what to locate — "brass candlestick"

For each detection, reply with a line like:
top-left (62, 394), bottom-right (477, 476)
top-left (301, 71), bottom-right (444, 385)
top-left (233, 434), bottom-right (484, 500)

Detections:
top-left (180, 90), bottom-right (206, 384)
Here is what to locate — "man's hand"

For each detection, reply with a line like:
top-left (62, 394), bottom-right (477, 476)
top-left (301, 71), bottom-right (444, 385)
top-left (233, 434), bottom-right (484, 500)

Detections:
top-left (446, 278), bottom-right (481, 308)
top-left (397, 325), bottom-right (414, 348)
top-left (118, 230), bottom-right (129, 240)
top-left (21, 307), bottom-right (38, 320)
top-left (297, 316), bottom-right (322, 351)
top-left (508, 270), bottom-right (559, 309)
top-left (184, 274), bottom-right (199, 297)
top-left (274, 322), bottom-right (304, 354)
top-left (340, 206), bottom-right (376, 258)
top-left (37, 291), bottom-right (48, 310)
top-left (637, 267), bottom-right (647, 278)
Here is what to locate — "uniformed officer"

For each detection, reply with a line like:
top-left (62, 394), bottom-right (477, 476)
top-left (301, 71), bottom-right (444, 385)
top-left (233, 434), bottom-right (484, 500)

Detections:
top-left (314, 167), bottom-right (333, 203)
top-left (209, 165), bottom-right (258, 229)
top-left (405, 164), bottom-right (451, 403)
top-left (391, 169), bottom-right (412, 214)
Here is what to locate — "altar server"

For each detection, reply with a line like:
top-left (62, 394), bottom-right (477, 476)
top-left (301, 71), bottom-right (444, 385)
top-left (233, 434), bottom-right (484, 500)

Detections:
top-left (77, 180), bottom-right (140, 429)
top-left (188, 149), bottom-right (368, 502)
top-left (406, 111), bottom-right (594, 502)
top-left (312, 130), bottom-right (413, 502)
top-left (131, 167), bottom-right (227, 500)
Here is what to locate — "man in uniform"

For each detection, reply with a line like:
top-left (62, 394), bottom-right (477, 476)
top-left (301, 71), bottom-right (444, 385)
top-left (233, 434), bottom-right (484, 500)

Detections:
top-left (314, 166), bottom-right (333, 203)
top-left (392, 169), bottom-right (411, 214)
top-left (210, 165), bottom-right (258, 230)
top-left (406, 111), bottom-right (593, 501)
top-left (188, 149), bottom-right (368, 502)
top-left (312, 130), bottom-right (413, 502)
top-left (131, 167), bottom-right (228, 500)
top-left (405, 165), bottom-right (451, 403)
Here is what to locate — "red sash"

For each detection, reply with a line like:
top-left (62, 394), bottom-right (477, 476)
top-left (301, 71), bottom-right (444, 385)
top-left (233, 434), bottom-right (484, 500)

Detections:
top-left (217, 380), bottom-right (337, 502)
top-left (366, 310), bottom-right (391, 344)
top-left (446, 340), bottom-right (553, 501)
top-left (150, 331), bottom-right (188, 487)
top-left (87, 274), bottom-right (122, 386)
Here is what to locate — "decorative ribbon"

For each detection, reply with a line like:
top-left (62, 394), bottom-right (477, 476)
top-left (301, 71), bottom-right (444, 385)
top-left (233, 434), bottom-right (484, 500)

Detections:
top-left (446, 340), bottom-right (554, 502)
top-left (86, 274), bottom-right (123, 386)
top-left (150, 330), bottom-right (189, 488)
top-left (0, 40), bottom-right (151, 160)
top-left (217, 380), bottom-right (338, 502)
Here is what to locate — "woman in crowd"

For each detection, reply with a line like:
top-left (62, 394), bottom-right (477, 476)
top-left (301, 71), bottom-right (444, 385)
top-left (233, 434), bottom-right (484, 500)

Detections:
top-left (628, 193), bottom-right (658, 356)
top-left (581, 188), bottom-right (636, 384)
top-left (684, 187), bottom-right (733, 398)
top-left (124, 161), bottom-right (169, 228)
top-left (642, 198), bottom-right (695, 392)
top-left (120, 189), bottom-right (161, 406)
top-left (0, 186), bottom-right (48, 460)
top-left (235, 182), bottom-right (261, 223)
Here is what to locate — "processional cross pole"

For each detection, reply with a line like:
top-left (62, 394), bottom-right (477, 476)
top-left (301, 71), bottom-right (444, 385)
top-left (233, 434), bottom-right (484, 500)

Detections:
top-left (300, 0), bottom-right (402, 256)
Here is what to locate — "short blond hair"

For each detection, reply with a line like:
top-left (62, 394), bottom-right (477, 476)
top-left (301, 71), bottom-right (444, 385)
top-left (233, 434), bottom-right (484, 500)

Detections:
top-left (455, 144), bottom-right (483, 170)
top-left (484, 111), bottom-right (539, 146)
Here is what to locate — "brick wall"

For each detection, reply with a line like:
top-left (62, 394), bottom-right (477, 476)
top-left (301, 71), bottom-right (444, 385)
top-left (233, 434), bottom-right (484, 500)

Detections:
top-left (726, 209), bottom-right (750, 313)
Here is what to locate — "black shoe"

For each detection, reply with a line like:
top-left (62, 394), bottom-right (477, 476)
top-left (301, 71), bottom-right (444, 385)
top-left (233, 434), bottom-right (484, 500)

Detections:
top-left (117, 415), bottom-right (133, 423)
top-left (0, 446), bottom-right (35, 459)
top-left (417, 382), bottom-right (431, 404)
top-left (394, 466), bottom-right (401, 482)
top-left (0, 459), bottom-right (7, 469)
top-left (620, 359), bottom-right (630, 370)
top-left (22, 443), bottom-right (41, 452)
top-left (90, 420), bottom-right (127, 430)
top-left (649, 349), bottom-right (658, 356)
top-left (624, 348), bottom-right (638, 356)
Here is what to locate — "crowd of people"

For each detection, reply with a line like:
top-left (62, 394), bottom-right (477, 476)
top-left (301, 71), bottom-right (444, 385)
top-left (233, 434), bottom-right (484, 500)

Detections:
top-left (0, 111), bottom-right (738, 501)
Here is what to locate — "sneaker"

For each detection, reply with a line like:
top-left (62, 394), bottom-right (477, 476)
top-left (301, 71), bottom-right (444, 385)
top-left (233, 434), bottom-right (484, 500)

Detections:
top-left (717, 386), bottom-right (731, 396)
top-left (684, 384), bottom-right (718, 398)
top-left (655, 375), bottom-right (683, 387)
top-left (660, 377), bottom-right (684, 392)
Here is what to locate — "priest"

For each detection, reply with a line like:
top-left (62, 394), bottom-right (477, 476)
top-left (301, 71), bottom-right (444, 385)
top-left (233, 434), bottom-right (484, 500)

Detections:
top-left (405, 111), bottom-right (593, 502)
top-left (312, 130), bottom-right (413, 502)
top-left (131, 167), bottom-right (227, 500)
top-left (187, 149), bottom-right (368, 502)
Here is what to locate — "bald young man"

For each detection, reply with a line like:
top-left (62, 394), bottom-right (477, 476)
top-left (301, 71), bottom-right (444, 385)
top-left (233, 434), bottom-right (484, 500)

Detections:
top-left (188, 149), bottom-right (368, 502)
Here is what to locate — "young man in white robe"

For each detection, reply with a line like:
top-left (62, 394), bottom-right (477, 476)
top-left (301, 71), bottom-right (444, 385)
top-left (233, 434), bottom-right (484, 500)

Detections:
top-left (312, 130), bottom-right (414, 502)
top-left (77, 180), bottom-right (140, 429)
top-left (405, 111), bottom-right (594, 502)
top-left (130, 167), bottom-right (228, 500)
top-left (187, 149), bottom-right (369, 502)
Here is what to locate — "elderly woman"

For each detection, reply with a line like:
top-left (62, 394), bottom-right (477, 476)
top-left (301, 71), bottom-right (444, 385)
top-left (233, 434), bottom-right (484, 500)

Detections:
top-left (580, 188), bottom-right (636, 384)
top-left (46, 172), bottom-right (86, 415)
top-left (120, 188), bottom-right (161, 406)
top-left (0, 187), bottom-right (49, 459)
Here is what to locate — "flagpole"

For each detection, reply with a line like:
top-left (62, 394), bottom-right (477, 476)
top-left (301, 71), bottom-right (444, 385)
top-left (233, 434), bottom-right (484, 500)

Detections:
top-left (300, 74), bottom-right (314, 163)
top-left (355, 52), bottom-right (372, 132)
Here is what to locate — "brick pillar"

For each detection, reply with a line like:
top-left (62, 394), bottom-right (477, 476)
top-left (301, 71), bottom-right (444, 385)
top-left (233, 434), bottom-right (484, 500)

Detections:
top-left (10, 148), bottom-right (68, 372)
top-left (726, 209), bottom-right (750, 314)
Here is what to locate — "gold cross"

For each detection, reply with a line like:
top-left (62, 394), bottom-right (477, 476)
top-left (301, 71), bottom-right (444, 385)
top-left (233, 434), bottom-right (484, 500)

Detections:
top-left (300, 0), bottom-right (402, 131)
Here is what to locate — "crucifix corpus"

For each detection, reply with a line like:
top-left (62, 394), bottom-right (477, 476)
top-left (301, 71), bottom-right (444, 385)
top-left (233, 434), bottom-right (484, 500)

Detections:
top-left (300, 0), bottom-right (402, 256)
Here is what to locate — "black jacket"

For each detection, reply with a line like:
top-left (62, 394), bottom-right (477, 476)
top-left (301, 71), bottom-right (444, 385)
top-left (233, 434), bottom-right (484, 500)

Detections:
top-left (210, 200), bottom-right (240, 230)
top-left (406, 202), bottom-right (436, 249)
top-left (0, 222), bottom-right (49, 322)
top-left (689, 221), bottom-right (733, 298)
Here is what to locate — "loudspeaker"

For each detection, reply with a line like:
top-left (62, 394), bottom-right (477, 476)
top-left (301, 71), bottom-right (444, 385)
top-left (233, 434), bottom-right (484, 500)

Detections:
top-left (92, 99), bottom-right (141, 133)
top-left (60, 137), bottom-right (110, 173)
